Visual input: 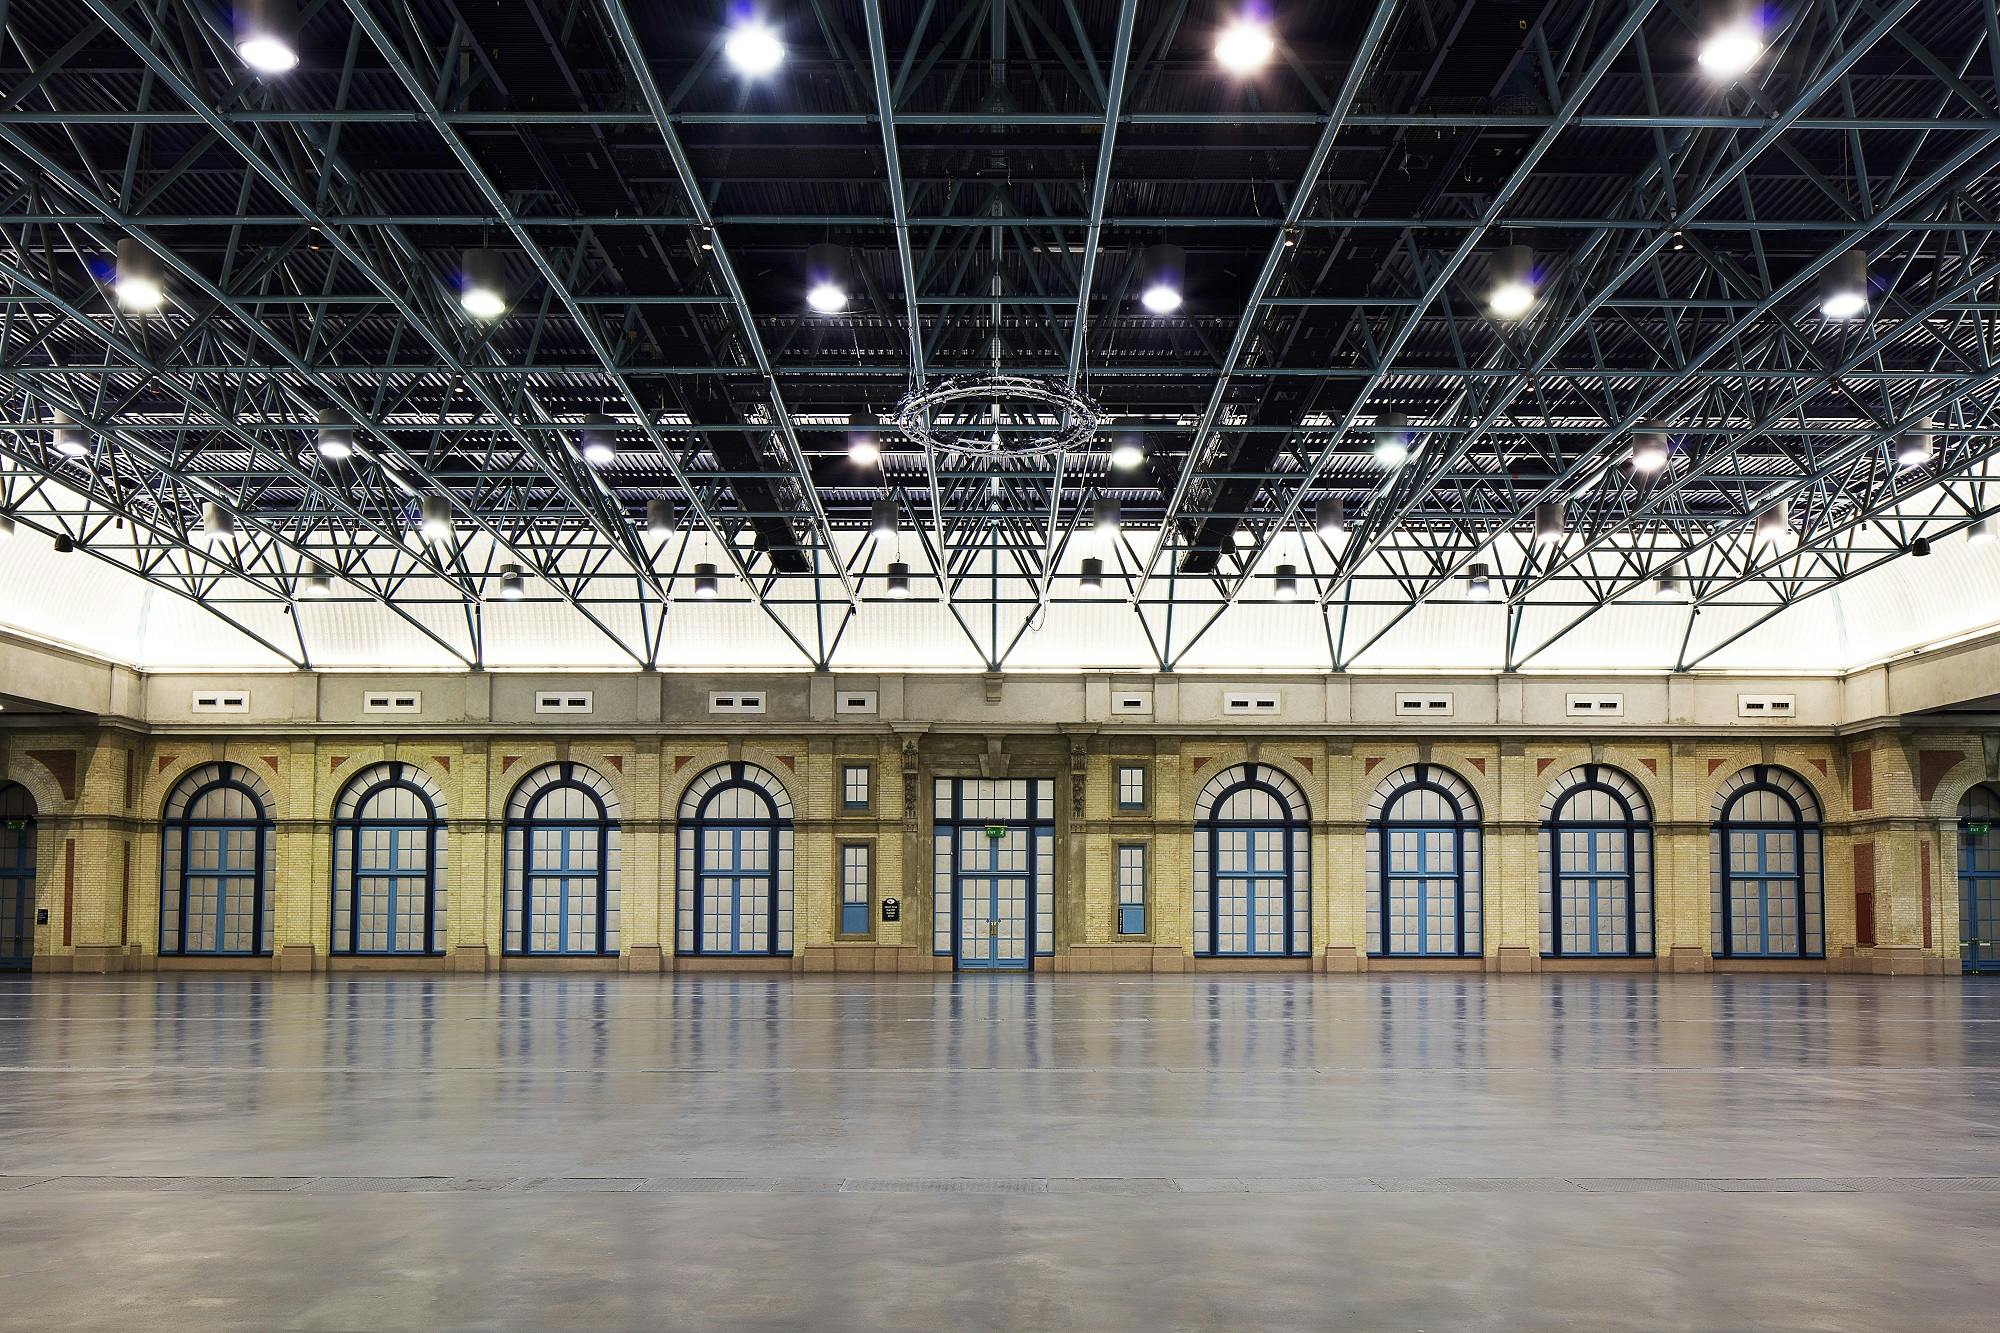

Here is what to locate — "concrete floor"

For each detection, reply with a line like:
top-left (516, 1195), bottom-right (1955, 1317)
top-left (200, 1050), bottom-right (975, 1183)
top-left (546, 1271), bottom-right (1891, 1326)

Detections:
top-left (0, 975), bottom-right (1996, 1331)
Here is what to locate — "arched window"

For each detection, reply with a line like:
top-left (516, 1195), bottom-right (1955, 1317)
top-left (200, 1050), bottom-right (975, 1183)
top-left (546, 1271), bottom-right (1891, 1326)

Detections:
top-left (1958, 784), bottom-right (2000, 973)
top-left (1710, 765), bottom-right (1823, 959)
top-left (331, 763), bottom-right (447, 956)
top-left (1192, 763), bottom-right (1310, 957)
top-left (1366, 764), bottom-right (1482, 957)
top-left (676, 762), bottom-right (794, 957)
top-left (1539, 765), bottom-right (1653, 958)
top-left (504, 762), bottom-right (620, 956)
top-left (0, 782), bottom-right (35, 970)
top-left (160, 762), bottom-right (274, 956)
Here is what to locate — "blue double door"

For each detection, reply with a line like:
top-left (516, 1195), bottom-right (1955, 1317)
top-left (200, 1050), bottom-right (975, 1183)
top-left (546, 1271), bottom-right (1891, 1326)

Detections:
top-left (957, 828), bottom-right (1029, 970)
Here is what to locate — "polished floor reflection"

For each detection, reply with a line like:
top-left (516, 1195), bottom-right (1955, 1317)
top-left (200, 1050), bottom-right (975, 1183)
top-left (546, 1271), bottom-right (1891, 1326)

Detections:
top-left (1, 973), bottom-right (1996, 1329)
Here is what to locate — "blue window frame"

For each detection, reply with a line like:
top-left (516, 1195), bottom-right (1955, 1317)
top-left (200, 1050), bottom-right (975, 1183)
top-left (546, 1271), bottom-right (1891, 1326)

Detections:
top-left (331, 762), bottom-right (447, 956)
top-left (1116, 766), bottom-right (1147, 812)
top-left (1710, 765), bottom-right (1823, 959)
top-left (842, 764), bottom-right (872, 811)
top-left (0, 782), bottom-right (35, 970)
top-left (158, 762), bottom-right (274, 957)
top-left (504, 762), bottom-right (621, 956)
top-left (1960, 785), bottom-right (2000, 973)
top-left (1116, 843), bottom-right (1146, 935)
top-left (1193, 763), bottom-right (1310, 958)
top-left (1365, 764), bottom-right (1482, 958)
top-left (840, 842), bottom-right (872, 936)
top-left (1539, 764), bottom-right (1653, 957)
top-left (676, 762), bottom-right (795, 956)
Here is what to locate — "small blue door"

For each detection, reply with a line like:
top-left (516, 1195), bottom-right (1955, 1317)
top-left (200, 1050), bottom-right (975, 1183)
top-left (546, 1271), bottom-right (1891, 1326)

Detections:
top-left (1962, 788), bottom-right (2000, 973)
top-left (0, 784), bottom-right (33, 970)
top-left (957, 828), bottom-right (1029, 970)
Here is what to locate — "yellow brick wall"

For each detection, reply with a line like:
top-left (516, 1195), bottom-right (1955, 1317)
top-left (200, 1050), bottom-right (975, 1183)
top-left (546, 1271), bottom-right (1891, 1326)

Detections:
top-left (4, 725), bottom-right (1991, 975)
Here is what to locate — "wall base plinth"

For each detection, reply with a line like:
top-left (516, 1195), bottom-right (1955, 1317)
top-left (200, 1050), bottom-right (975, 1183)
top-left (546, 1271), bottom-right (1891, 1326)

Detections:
top-left (274, 944), bottom-right (317, 973)
top-left (451, 945), bottom-right (492, 974)
top-left (1496, 946), bottom-right (1537, 974)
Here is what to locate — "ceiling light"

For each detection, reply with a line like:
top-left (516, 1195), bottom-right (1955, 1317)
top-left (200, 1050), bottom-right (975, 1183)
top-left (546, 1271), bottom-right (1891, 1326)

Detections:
top-left (847, 412), bottom-right (881, 465)
top-left (1819, 249), bottom-right (1869, 320)
top-left (1214, 17), bottom-right (1276, 74)
top-left (1698, 15), bottom-right (1764, 79)
top-left (302, 563), bottom-right (332, 598)
top-left (1274, 563), bottom-right (1298, 601)
top-left (499, 564), bottom-right (526, 600)
top-left (870, 498), bottom-right (900, 539)
top-left (886, 561), bottom-right (912, 598)
top-left (1093, 499), bottom-right (1121, 535)
top-left (1137, 243), bottom-right (1185, 314)
top-left (580, 413), bottom-right (618, 466)
top-left (50, 411), bottom-right (89, 459)
top-left (1079, 557), bottom-right (1104, 591)
top-left (0, 513), bottom-right (13, 542)
top-left (1374, 410), bottom-right (1410, 468)
top-left (1631, 425), bottom-right (1669, 474)
top-left (52, 533), bottom-right (74, 554)
top-left (1488, 244), bottom-right (1536, 319)
top-left (1534, 499), bottom-right (1565, 546)
top-left (645, 497), bottom-right (677, 540)
top-left (198, 501), bottom-right (237, 548)
top-left (113, 238), bottom-right (164, 311)
top-left (693, 562), bottom-right (720, 598)
top-left (420, 495), bottom-right (454, 544)
top-left (1895, 419), bottom-right (1934, 470)
top-left (460, 249), bottom-right (508, 320)
top-left (1465, 562), bottom-right (1492, 600)
top-left (316, 409), bottom-right (354, 461)
top-left (1109, 437), bottom-right (1145, 470)
top-left (805, 242), bottom-right (849, 314)
top-left (1969, 516), bottom-right (1994, 545)
top-left (233, 0), bottom-right (300, 73)
top-left (723, 19), bottom-right (784, 76)
top-left (1316, 496), bottom-right (1346, 540)
top-left (1910, 537), bottom-right (1932, 558)
top-left (1754, 500), bottom-right (1791, 548)
top-left (1654, 571), bottom-right (1685, 601)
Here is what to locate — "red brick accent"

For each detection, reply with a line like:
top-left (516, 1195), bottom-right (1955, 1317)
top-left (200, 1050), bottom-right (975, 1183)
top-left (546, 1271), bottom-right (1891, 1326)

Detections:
top-left (1921, 843), bottom-right (1933, 949)
top-left (777, 755), bottom-right (796, 772)
top-left (606, 755), bottom-right (624, 772)
top-left (1809, 757), bottom-right (1828, 777)
top-left (500, 755), bottom-right (519, 773)
top-left (1640, 757), bottom-right (1658, 775)
top-left (261, 755), bottom-right (282, 776)
top-left (24, 749), bottom-right (76, 801)
top-left (431, 755), bottom-right (451, 773)
top-left (1363, 757), bottom-right (1382, 776)
top-left (1853, 842), bottom-right (1876, 948)
top-left (674, 756), bottom-right (691, 772)
top-left (1295, 756), bottom-right (1314, 774)
top-left (1536, 757), bottom-right (1555, 776)
top-left (329, 755), bottom-right (348, 773)
top-left (1849, 750), bottom-right (1873, 811)
top-left (1466, 757), bottom-right (1486, 774)
top-left (1918, 749), bottom-right (1966, 802)
top-left (1708, 757), bottom-right (1725, 775)
top-left (157, 754), bottom-right (178, 774)
top-left (1191, 757), bottom-right (1210, 775)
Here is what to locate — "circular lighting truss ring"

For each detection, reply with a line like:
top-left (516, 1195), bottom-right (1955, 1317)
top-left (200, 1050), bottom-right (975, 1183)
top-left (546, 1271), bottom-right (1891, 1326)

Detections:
top-left (894, 375), bottom-right (1102, 460)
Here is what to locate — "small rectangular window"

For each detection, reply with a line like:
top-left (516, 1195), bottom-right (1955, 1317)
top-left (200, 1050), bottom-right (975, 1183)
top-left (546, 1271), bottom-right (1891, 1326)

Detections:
top-left (1116, 765), bottom-right (1147, 811)
top-left (1117, 844), bottom-right (1147, 936)
top-left (840, 843), bottom-right (872, 936)
top-left (534, 691), bottom-right (593, 715)
top-left (842, 764), bottom-right (872, 810)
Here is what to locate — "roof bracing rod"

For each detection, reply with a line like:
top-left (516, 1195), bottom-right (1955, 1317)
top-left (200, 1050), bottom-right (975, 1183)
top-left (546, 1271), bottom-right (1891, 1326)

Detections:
top-left (342, 0), bottom-right (826, 665)
top-left (1125, 0), bottom-right (1398, 610)
top-left (858, 0), bottom-right (984, 665)
top-left (598, 0), bottom-right (859, 624)
top-left (1183, 0), bottom-right (1670, 622)
top-left (44, 2), bottom-right (661, 666)
top-left (0, 254), bottom-right (481, 666)
top-left (1315, 0), bottom-right (1936, 630)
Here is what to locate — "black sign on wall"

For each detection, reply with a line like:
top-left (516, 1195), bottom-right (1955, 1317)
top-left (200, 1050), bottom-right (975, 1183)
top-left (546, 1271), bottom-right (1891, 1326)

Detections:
top-left (880, 898), bottom-right (900, 922)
